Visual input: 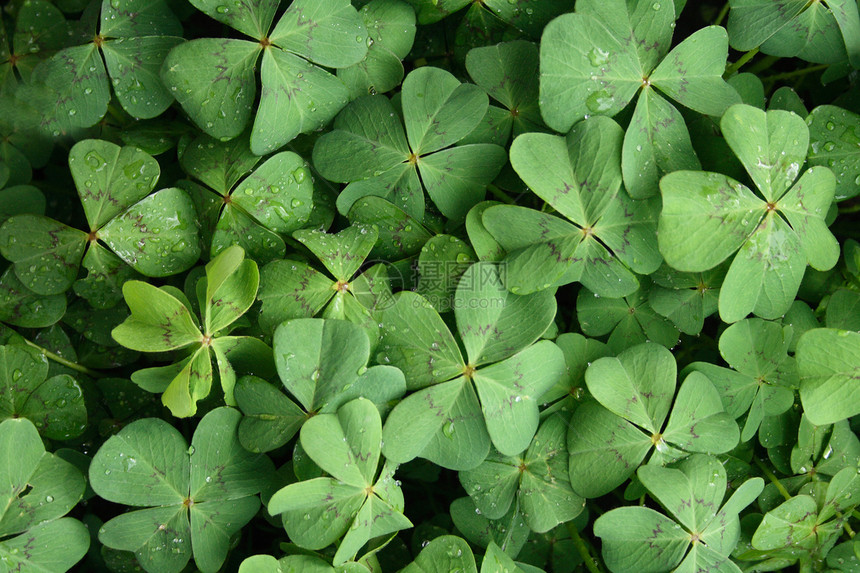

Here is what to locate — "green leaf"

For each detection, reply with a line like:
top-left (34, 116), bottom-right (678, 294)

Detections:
top-left (751, 494), bottom-right (821, 551)
top-left (102, 36), bottom-right (186, 119)
top-left (0, 185), bottom-right (45, 225)
top-left (481, 541), bottom-right (525, 573)
top-left (622, 87), bottom-right (700, 199)
top-left (100, 187), bottom-right (201, 277)
top-left (402, 66), bottom-right (488, 155)
top-left (294, 224), bottom-right (378, 282)
top-left (112, 280), bottom-right (201, 352)
top-left (100, 0), bottom-right (183, 38)
top-left (253, 47), bottom-right (350, 155)
top-left (658, 171), bottom-right (763, 272)
top-left (69, 139), bottom-right (160, 230)
top-left (203, 246), bottom-right (258, 334)
top-left (472, 341), bottom-right (565, 456)
top-left (39, 43), bottom-right (111, 132)
top-left (720, 105), bottom-right (808, 203)
top-left (416, 234), bottom-right (476, 312)
top-left (719, 211), bottom-right (805, 322)
top-left (274, 318), bottom-right (370, 412)
top-left (419, 143), bottom-right (506, 221)
top-left (229, 151), bottom-right (314, 234)
top-left (0, 518), bottom-right (89, 573)
top-left (188, 0), bottom-right (278, 40)
top-left (455, 262), bottom-right (557, 365)
top-left (211, 204), bottom-right (286, 264)
top-left (74, 242), bottom-right (139, 309)
top-left (585, 342), bottom-right (676, 434)
top-left (594, 506), bottom-right (689, 572)
top-left (89, 417), bottom-right (189, 506)
top-left (798, 328), bottom-right (860, 425)
top-left (727, 0), bottom-right (811, 51)
top-left (235, 375), bottom-right (309, 453)
top-left (179, 132), bottom-right (261, 196)
top-left (0, 345), bottom-right (86, 440)
top-left (0, 214), bottom-right (87, 295)
top-left (313, 95), bottom-right (410, 183)
top-left (661, 372), bottom-right (739, 454)
top-left (650, 26), bottom-right (741, 117)
top-left (161, 347), bottom-right (212, 418)
top-left (161, 38), bottom-right (260, 140)
top-left (0, 267), bottom-right (67, 328)
top-left (0, 417), bottom-right (86, 536)
top-left (401, 535), bottom-right (477, 573)
top-left (538, 13), bottom-right (642, 132)
top-left (806, 105), bottom-right (860, 201)
top-left (567, 401), bottom-right (652, 498)
top-left (300, 397), bottom-right (381, 487)
top-left (382, 377), bottom-right (490, 471)
top-left (269, 0), bottom-right (368, 67)
top-left (257, 260), bottom-right (334, 333)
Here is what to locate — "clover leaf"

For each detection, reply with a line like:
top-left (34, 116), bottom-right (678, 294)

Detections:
top-left (0, 417), bottom-right (89, 572)
top-left (268, 397), bottom-right (412, 565)
top-left (313, 67), bottom-right (507, 221)
top-left (595, 454), bottom-right (763, 573)
top-left (0, 139), bottom-right (200, 302)
top-left (484, 116), bottom-right (661, 296)
top-left (540, 0), bottom-right (740, 197)
top-left (647, 262), bottom-right (726, 336)
top-left (659, 104), bottom-right (839, 322)
top-left (0, 344), bottom-right (86, 440)
top-left (807, 105), bottom-right (860, 201)
top-left (379, 262), bottom-right (561, 469)
top-left (90, 407), bottom-right (274, 573)
top-left (112, 245), bottom-right (273, 417)
top-left (568, 343), bottom-right (739, 498)
top-left (459, 413), bottom-right (585, 533)
top-left (162, 0), bottom-right (368, 155)
top-left (0, 267), bottom-right (67, 328)
top-left (235, 317), bottom-right (405, 453)
top-left (797, 328), bottom-right (860, 425)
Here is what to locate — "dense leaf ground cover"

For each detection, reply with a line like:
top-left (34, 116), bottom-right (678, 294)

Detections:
top-left (0, 0), bottom-right (859, 571)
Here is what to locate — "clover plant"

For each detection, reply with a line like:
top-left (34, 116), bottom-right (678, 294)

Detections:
top-left (0, 0), bottom-right (859, 572)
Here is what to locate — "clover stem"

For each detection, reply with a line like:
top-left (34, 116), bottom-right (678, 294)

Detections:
top-left (712, 2), bottom-right (730, 26)
top-left (21, 336), bottom-right (103, 377)
top-left (486, 183), bottom-right (516, 204)
top-left (752, 457), bottom-right (792, 501)
top-left (760, 63), bottom-right (829, 82)
top-left (724, 47), bottom-right (759, 77)
top-left (565, 521), bottom-right (605, 573)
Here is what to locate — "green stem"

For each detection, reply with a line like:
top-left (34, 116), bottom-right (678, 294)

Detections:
top-left (713, 3), bottom-right (730, 27)
top-left (565, 521), bottom-right (604, 573)
top-left (486, 183), bottom-right (515, 204)
top-left (746, 55), bottom-right (780, 76)
top-left (761, 63), bottom-right (829, 82)
top-left (22, 337), bottom-right (103, 378)
top-left (839, 203), bottom-right (860, 215)
top-left (724, 48), bottom-right (759, 77)
top-left (753, 457), bottom-right (792, 501)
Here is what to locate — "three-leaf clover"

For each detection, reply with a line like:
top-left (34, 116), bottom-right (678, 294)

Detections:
top-left (235, 317), bottom-right (406, 453)
top-left (594, 454), bottom-right (763, 573)
top-left (312, 67), bottom-right (507, 221)
top-left (568, 342), bottom-right (739, 498)
top-left (161, 0), bottom-right (368, 155)
top-left (484, 116), bottom-right (661, 297)
top-left (89, 407), bottom-right (274, 573)
top-left (268, 397), bottom-right (412, 565)
top-left (659, 104), bottom-right (840, 322)
top-left (378, 262), bottom-right (562, 470)
top-left (112, 245), bottom-right (273, 417)
top-left (0, 139), bottom-right (200, 305)
top-left (540, 0), bottom-right (741, 197)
